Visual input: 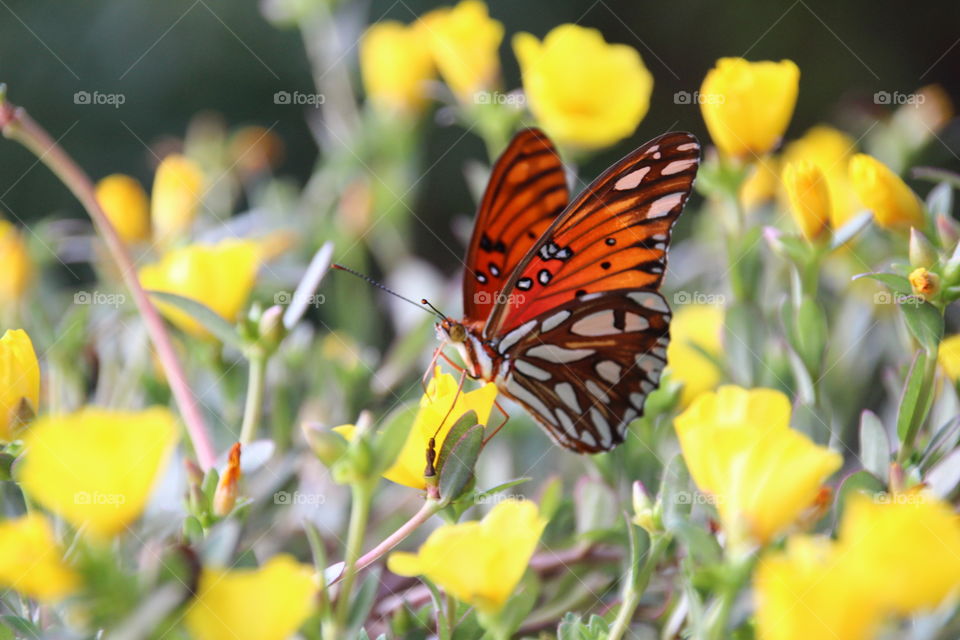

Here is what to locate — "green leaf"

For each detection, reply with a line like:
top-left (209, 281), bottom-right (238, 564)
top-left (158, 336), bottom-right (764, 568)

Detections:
top-left (670, 520), bottom-right (721, 566)
top-left (538, 475), bottom-right (564, 522)
top-left (858, 411), bottom-right (890, 479)
top-left (851, 272), bottom-right (912, 295)
top-left (833, 470), bottom-right (886, 526)
top-left (347, 566), bottom-right (381, 638)
top-left (496, 571), bottom-right (540, 636)
top-left (146, 290), bottom-right (243, 348)
top-left (896, 350), bottom-right (936, 449)
top-left (660, 455), bottom-right (693, 531)
top-left (900, 301), bottom-right (944, 352)
top-left (372, 402), bottom-right (418, 476)
top-left (0, 616), bottom-right (39, 639)
top-left (437, 415), bottom-right (484, 505)
top-left (926, 181), bottom-right (953, 217)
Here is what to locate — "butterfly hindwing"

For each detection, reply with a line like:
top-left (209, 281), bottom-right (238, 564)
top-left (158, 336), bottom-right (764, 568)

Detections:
top-left (494, 289), bottom-right (671, 453)
top-left (463, 128), bottom-right (569, 325)
top-left (484, 132), bottom-right (699, 337)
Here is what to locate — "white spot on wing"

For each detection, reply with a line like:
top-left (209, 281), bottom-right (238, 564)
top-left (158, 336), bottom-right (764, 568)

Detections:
top-left (498, 320), bottom-right (537, 354)
top-left (647, 192), bottom-right (684, 219)
top-left (555, 409), bottom-right (578, 439)
top-left (586, 380), bottom-right (610, 403)
top-left (662, 159), bottom-right (697, 175)
top-left (554, 382), bottom-right (581, 412)
top-left (541, 310), bottom-right (571, 332)
top-left (506, 377), bottom-right (557, 426)
top-left (630, 392), bottom-right (646, 409)
top-left (515, 359), bottom-right (551, 381)
top-left (613, 167), bottom-right (650, 191)
top-left (623, 313), bottom-right (650, 332)
top-left (629, 292), bottom-right (669, 313)
top-left (527, 345), bottom-right (594, 363)
top-left (677, 142), bottom-right (698, 151)
top-left (596, 361), bottom-right (621, 384)
top-left (571, 310), bottom-right (617, 337)
top-left (590, 408), bottom-right (612, 447)
top-left (636, 354), bottom-right (663, 380)
top-left (580, 430), bottom-right (597, 448)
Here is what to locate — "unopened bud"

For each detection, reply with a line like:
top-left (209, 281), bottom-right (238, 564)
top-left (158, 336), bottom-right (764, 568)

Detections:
top-left (909, 267), bottom-right (941, 300)
top-left (302, 422), bottom-right (347, 466)
top-left (258, 304), bottom-right (285, 350)
top-left (184, 458), bottom-right (205, 487)
top-left (213, 443), bottom-right (241, 517)
top-left (909, 228), bottom-right (938, 269)
top-left (631, 481), bottom-right (660, 534)
top-left (936, 213), bottom-right (960, 249)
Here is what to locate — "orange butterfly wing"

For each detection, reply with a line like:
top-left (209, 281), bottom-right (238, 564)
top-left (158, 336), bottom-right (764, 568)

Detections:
top-left (484, 132), bottom-right (700, 336)
top-left (462, 128), bottom-right (569, 326)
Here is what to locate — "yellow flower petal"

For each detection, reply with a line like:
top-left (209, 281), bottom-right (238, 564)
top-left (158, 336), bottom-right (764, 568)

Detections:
top-left (420, 0), bottom-right (503, 102)
top-left (185, 555), bottom-right (317, 640)
top-left (152, 154), bottom-right (204, 242)
top-left (739, 155), bottom-right (780, 211)
top-left (387, 499), bottom-right (545, 613)
top-left (850, 153), bottom-right (925, 230)
top-left (95, 174), bottom-right (151, 244)
top-left (781, 125), bottom-right (859, 227)
top-left (19, 407), bottom-right (179, 538)
top-left (361, 21), bottom-right (435, 116)
top-left (0, 329), bottom-right (40, 441)
top-left (0, 219), bottom-right (32, 307)
top-left (783, 161), bottom-right (831, 240)
top-left (139, 239), bottom-right (259, 338)
top-left (700, 58), bottom-right (799, 158)
top-left (938, 334), bottom-right (960, 381)
top-left (665, 305), bottom-right (724, 406)
top-left (0, 513), bottom-right (79, 602)
top-left (513, 24), bottom-right (652, 150)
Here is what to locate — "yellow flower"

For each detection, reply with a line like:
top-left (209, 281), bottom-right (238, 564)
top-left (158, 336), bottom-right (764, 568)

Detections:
top-left (151, 154), bottom-right (204, 242)
top-left (420, 0), bottom-right (503, 102)
top-left (185, 554), bottom-right (317, 640)
top-left (95, 174), bottom-right (151, 243)
top-left (666, 304), bottom-right (724, 407)
top-left (139, 239), bottom-right (259, 338)
top-left (388, 499), bottom-right (545, 613)
top-left (782, 161), bottom-right (831, 240)
top-left (513, 25), bottom-right (653, 151)
top-left (909, 267), bottom-right (940, 300)
top-left (0, 219), bottom-right (32, 307)
top-left (700, 58), bottom-right (799, 158)
top-left (938, 334), bottom-right (960, 381)
top-left (838, 492), bottom-right (960, 614)
top-left (739, 155), bottom-right (779, 210)
top-left (781, 125), bottom-right (859, 227)
top-left (0, 329), bottom-right (40, 441)
top-left (850, 153), bottom-right (925, 230)
top-left (336, 367), bottom-right (498, 489)
top-left (0, 513), bottom-right (79, 602)
top-left (360, 21), bottom-right (435, 115)
top-left (674, 386), bottom-right (842, 547)
top-left (19, 407), bottom-right (178, 538)
top-left (755, 535), bottom-right (881, 640)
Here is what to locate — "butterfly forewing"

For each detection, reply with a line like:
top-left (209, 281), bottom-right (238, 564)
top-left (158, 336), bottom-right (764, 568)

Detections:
top-left (494, 290), bottom-right (671, 453)
top-left (463, 128), bottom-right (569, 324)
top-left (483, 132), bottom-right (700, 337)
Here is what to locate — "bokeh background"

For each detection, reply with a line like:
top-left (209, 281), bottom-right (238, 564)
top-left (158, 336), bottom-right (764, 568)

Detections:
top-left (2, 0), bottom-right (959, 276)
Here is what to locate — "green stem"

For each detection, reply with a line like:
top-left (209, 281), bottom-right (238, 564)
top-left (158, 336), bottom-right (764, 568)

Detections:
top-left (608, 533), bottom-right (670, 640)
top-left (333, 481), bottom-right (374, 633)
top-left (703, 554), bottom-right (754, 640)
top-left (239, 349), bottom-right (267, 446)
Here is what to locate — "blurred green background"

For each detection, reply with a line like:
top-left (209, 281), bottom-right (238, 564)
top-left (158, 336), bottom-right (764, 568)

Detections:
top-left (2, 0), bottom-right (958, 263)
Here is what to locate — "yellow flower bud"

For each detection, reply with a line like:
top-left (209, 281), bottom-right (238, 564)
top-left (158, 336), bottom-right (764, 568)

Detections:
top-left (781, 126), bottom-right (859, 228)
top-left (151, 154), bottom-right (204, 242)
top-left (513, 24), bottom-right (653, 150)
top-left (909, 227), bottom-right (938, 268)
top-left (700, 58), bottom-right (799, 158)
top-left (782, 161), bottom-right (831, 241)
top-left (908, 267), bottom-right (940, 300)
top-left (420, 0), bottom-right (503, 102)
top-left (361, 21), bottom-right (435, 116)
top-left (213, 442), bottom-right (241, 517)
top-left (0, 328), bottom-right (40, 441)
top-left (95, 174), bottom-right (151, 243)
top-left (849, 153), bottom-right (924, 230)
top-left (666, 305), bottom-right (724, 407)
top-left (0, 219), bottom-right (32, 307)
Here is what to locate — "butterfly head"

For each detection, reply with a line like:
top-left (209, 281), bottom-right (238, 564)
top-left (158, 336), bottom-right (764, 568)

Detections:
top-left (438, 318), bottom-right (467, 343)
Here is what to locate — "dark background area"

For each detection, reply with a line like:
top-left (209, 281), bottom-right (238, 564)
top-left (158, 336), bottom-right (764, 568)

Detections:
top-left (1, 0), bottom-right (959, 258)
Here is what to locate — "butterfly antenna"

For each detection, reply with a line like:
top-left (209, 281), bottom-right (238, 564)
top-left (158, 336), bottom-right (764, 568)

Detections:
top-left (331, 264), bottom-right (445, 319)
top-left (421, 299), bottom-right (446, 318)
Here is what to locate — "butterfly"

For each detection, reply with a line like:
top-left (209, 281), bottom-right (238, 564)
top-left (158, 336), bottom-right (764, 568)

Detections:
top-left (437, 128), bottom-right (701, 454)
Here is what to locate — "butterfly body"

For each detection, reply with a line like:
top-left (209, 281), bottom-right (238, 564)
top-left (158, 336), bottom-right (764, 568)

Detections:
top-left (441, 128), bottom-right (700, 454)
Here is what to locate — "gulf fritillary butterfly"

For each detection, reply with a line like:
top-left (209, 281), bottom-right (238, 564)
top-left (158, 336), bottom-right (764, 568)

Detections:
top-left (437, 128), bottom-right (701, 454)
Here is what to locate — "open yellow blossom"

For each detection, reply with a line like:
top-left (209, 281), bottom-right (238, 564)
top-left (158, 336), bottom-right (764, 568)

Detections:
top-left (839, 492), bottom-right (960, 614)
top-left (513, 24), bottom-right (653, 150)
top-left (700, 58), bottom-right (799, 158)
top-left (361, 21), bottom-right (435, 115)
top-left (755, 535), bottom-right (881, 640)
top-left (938, 334), bottom-right (960, 381)
top-left (388, 499), bottom-right (545, 613)
top-left (0, 328), bottom-right (40, 441)
top-left (739, 155), bottom-right (779, 210)
top-left (783, 161), bottom-right (831, 240)
top-left (781, 125), bottom-right (859, 227)
top-left (420, 0), bottom-right (503, 102)
top-left (666, 305), bottom-right (724, 406)
top-left (0, 513), bottom-right (79, 602)
top-left (674, 386), bottom-right (842, 546)
top-left (151, 154), bottom-right (204, 242)
top-left (139, 239), bottom-right (259, 338)
top-left (336, 367), bottom-right (497, 489)
top-left (0, 219), bottom-right (32, 307)
top-left (19, 407), bottom-right (178, 537)
top-left (185, 554), bottom-right (317, 640)
top-left (95, 174), bottom-right (151, 243)
top-left (850, 153), bottom-right (925, 230)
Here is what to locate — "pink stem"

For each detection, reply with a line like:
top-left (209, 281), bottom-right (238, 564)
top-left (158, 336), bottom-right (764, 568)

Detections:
top-left (0, 100), bottom-right (217, 469)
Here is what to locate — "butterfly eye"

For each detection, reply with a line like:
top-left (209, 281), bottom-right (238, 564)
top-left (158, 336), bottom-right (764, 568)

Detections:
top-left (449, 324), bottom-right (467, 343)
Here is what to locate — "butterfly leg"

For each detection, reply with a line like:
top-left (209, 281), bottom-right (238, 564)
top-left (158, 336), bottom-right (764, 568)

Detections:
top-left (482, 398), bottom-right (510, 445)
